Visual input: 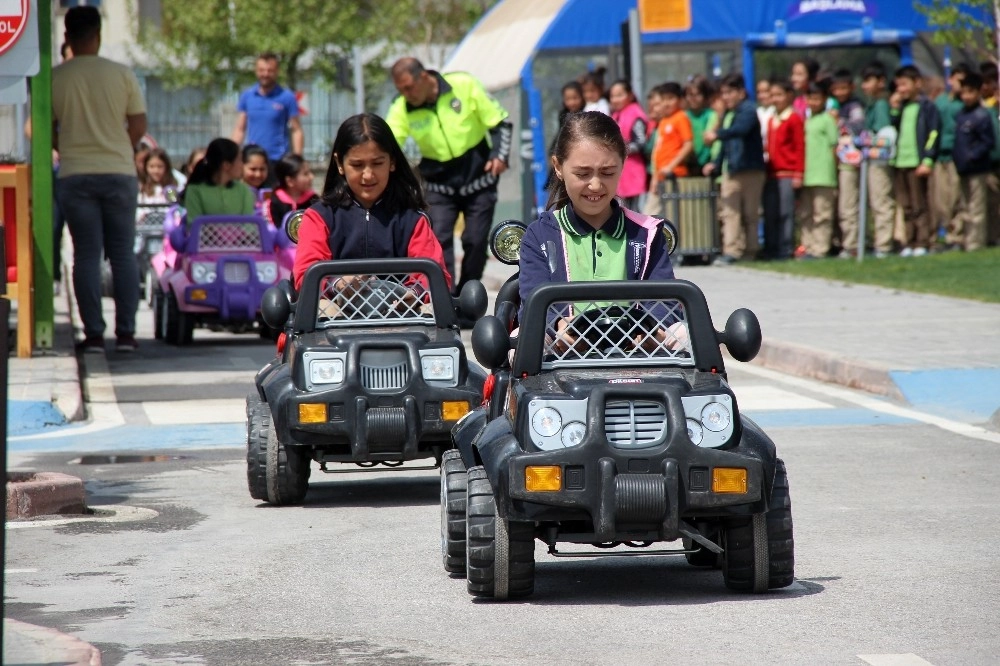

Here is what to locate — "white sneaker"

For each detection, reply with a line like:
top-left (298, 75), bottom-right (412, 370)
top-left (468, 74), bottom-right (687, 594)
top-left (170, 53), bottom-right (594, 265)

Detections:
top-left (900, 247), bottom-right (914, 257)
top-left (874, 251), bottom-right (889, 259)
top-left (913, 247), bottom-right (928, 257)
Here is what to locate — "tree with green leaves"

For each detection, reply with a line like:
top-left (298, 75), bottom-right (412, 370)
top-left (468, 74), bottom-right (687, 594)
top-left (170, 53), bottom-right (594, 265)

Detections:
top-left (914, 0), bottom-right (999, 68)
top-left (135, 0), bottom-right (494, 97)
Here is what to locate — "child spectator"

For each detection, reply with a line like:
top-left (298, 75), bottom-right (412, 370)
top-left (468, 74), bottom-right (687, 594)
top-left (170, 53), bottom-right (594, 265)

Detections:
top-left (644, 86), bottom-right (664, 191)
top-left (241, 144), bottom-right (272, 192)
top-left (181, 138), bottom-right (256, 222)
top-left (268, 153), bottom-right (319, 226)
top-left (651, 82), bottom-right (693, 188)
top-left (763, 79), bottom-right (804, 260)
top-left (558, 81), bottom-right (585, 128)
top-left (608, 79), bottom-right (650, 210)
top-left (756, 78), bottom-right (775, 163)
top-left (581, 68), bottom-right (611, 115)
top-left (890, 65), bottom-right (941, 257)
top-left (684, 75), bottom-right (718, 171)
top-left (953, 72), bottom-right (997, 251)
top-left (182, 147), bottom-right (206, 180)
top-left (292, 113), bottom-right (449, 290)
top-left (860, 62), bottom-right (896, 257)
top-left (703, 73), bottom-right (766, 265)
top-left (981, 61), bottom-right (1000, 244)
top-left (137, 148), bottom-right (178, 206)
top-left (799, 82), bottom-right (839, 259)
top-left (933, 63), bottom-right (973, 250)
top-left (829, 68), bottom-right (866, 257)
top-left (791, 57), bottom-right (820, 119)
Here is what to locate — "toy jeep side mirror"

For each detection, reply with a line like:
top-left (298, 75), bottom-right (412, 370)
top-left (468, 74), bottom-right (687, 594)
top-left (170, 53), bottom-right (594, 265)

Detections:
top-left (662, 220), bottom-right (679, 256)
top-left (283, 210), bottom-right (305, 244)
top-left (472, 315), bottom-right (511, 369)
top-left (719, 308), bottom-right (761, 362)
top-left (261, 282), bottom-right (293, 329)
top-left (457, 280), bottom-right (488, 321)
top-left (164, 186), bottom-right (179, 204)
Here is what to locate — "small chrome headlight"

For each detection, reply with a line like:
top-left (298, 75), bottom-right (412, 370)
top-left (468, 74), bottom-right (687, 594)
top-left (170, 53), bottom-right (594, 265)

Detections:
top-left (532, 407), bottom-right (562, 438)
top-left (561, 421), bottom-right (586, 448)
top-left (256, 261), bottom-right (278, 284)
top-left (686, 418), bottom-right (704, 445)
top-left (420, 355), bottom-right (455, 382)
top-left (191, 261), bottom-right (217, 284)
top-left (701, 401), bottom-right (731, 432)
top-left (309, 359), bottom-right (344, 385)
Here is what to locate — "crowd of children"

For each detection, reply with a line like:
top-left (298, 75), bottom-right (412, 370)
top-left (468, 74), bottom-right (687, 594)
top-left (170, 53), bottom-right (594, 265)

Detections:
top-left (559, 58), bottom-right (1000, 264)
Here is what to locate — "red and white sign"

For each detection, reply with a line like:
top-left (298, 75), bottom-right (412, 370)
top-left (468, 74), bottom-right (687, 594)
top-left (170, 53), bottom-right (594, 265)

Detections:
top-left (0, 0), bottom-right (29, 57)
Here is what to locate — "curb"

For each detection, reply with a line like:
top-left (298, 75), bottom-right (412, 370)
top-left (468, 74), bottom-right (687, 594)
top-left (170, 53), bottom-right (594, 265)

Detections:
top-left (6, 471), bottom-right (88, 520)
top-left (3, 618), bottom-right (102, 666)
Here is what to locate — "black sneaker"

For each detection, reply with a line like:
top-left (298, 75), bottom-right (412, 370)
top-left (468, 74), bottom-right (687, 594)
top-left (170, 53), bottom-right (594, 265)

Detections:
top-left (76, 337), bottom-right (105, 354)
top-left (116, 335), bottom-right (139, 353)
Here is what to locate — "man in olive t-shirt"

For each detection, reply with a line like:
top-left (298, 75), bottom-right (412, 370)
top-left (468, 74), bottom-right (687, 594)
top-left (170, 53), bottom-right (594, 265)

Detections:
top-left (52, 6), bottom-right (147, 353)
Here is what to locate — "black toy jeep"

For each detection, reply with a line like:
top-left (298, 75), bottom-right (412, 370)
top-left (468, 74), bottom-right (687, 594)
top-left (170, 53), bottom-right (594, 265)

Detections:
top-left (247, 257), bottom-right (488, 505)
top-left (442, 232), bottom-right (794, 599)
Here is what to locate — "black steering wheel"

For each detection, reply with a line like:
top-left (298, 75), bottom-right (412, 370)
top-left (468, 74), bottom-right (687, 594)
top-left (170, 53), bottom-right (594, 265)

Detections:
top-left (565, 305), bottom-right (642, 354)
top-left (337, 277), bottom-right (417, 319)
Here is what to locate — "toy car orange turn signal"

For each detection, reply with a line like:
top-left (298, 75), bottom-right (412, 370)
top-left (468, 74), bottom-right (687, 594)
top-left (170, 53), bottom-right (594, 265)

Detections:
top-left (525, 466), bottom-right (561, 491)
top-left (442, 401), bottom-right (469, 421)
top-left (712, 467), bottom-right (747, 494)
top-left (299, 403), bottom-right (327, 423)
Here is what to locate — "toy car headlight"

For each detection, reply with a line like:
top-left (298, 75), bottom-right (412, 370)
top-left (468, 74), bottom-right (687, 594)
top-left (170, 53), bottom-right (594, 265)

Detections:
top-left (256, 261), bottom-right (278, 284)
top-left (191, 261), bottom-right (217, 284)
top-left (309, 359), bottom-right (344, 385)
top-left (701, 401), bottom-right (731, 432)
top-left (686, 418), bottom-right (704, 445)
top-left (420, 355), bottom-right (455, 382)
top-left (561, 421), bottom-right (586, 447)
top-left (532, 407), bottom-right (562, 437)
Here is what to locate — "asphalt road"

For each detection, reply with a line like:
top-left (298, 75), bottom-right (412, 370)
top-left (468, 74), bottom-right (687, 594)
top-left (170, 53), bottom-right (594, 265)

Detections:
top-left (7, 311), bottom-right (1000, 665)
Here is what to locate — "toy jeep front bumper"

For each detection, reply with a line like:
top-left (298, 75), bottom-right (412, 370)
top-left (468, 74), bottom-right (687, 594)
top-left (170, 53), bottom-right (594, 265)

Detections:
top-left (501, 444), bottom-right (763, 542)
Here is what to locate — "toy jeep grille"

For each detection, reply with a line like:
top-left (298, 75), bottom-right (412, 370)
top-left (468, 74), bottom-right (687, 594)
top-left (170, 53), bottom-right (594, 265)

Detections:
top-left (541, 298), bottom-right (693, 369)
top-left (316, 272), bottom-right (435, 328)
top-left (605, 400), bottom-right (667, 448)
top-left (198, 222), bottom-right (263, 252)
top-left (136, 208), bottom-right (167, 234)
top-left (223, 261), bottom-right (251, 284)
top-left (359, 349), bottom-right (409, 390)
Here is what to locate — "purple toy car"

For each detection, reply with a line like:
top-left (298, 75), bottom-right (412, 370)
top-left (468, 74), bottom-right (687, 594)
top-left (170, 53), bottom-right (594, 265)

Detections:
top-left (152, 215), bottom-right (292, 345)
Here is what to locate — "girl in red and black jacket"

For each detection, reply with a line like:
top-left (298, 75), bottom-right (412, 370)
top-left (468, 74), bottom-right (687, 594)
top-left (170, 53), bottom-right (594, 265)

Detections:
top-left (292, 113), bottom-right (450, 290)
top-left (268, 153), bottom-right (318, 227)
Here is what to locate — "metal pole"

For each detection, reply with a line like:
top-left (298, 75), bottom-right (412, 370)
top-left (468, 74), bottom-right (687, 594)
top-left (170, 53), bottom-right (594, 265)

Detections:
top-left (627, 9), bottom-right (643, 99)
top-left (353, 46), bottom-right (365, 115)
top-left (30, 0), bottom-right (54, 349)
top-left (857, 157), bottom-right (868, 263)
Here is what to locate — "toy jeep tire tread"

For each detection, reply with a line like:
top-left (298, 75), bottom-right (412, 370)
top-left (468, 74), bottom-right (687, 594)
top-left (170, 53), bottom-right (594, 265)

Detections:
top-left (266, 427), bottom-right (311, 505)
top-left (465, 467), bottom-right (534, 599)
top-left (722, 459), bottom-right (794, 592)
top-left (152, 286), bottom-right (164, 340)
top-left (440, 450), bottom-right (468, 574)
top-left (162, 291), bottom-right (193, 346)
top-left (246, 394), bottom-right (269, 501)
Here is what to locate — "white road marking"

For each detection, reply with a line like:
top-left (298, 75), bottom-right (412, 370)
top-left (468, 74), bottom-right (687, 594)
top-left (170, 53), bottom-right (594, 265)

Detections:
top-left (858, 654), bottom-right (936, 666)
top-left (4, 568), bottom-right (39, 574)
top-left (142, 398), bottom-right (246, 425)
top-left (733, 385), bottom-right (832, 411)
top-left (8, 402), bottom-right (126, 441)
top-left (741, 363), bottom-right (1000, 444)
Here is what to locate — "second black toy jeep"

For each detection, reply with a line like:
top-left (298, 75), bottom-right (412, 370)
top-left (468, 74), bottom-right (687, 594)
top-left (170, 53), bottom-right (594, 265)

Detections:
top-left (248, 257), bottom-right (488, 505)
top-left (443, 274), bottom-right (794, 600)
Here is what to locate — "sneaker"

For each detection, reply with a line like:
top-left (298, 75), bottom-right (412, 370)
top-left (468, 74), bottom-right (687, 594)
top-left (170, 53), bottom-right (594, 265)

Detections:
top-left (899, 247), bottom-right (914, 257)
top-left (712, 254), bottom-right (738, 267)
top-left (837, 249), bottom-right (856, 259)
top-left (115, 335), bottom-right (139, 352)
top-left (873, 251), bottom-right (889, 259)
top-left (913, 247), bottom-right (928, 257)
top-left (76, 337), bottom-right (105, 354)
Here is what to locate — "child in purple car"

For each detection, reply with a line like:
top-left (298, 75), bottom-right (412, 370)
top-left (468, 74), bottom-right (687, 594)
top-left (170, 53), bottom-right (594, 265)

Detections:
top-left (518, 110), bottom-right (683, 350)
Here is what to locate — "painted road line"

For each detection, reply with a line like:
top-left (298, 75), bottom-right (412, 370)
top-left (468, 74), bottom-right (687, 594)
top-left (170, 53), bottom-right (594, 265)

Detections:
top-left (142, 398), bottom-right (246, 425)
top-left (734, 385), bottom-right (832, 411)
top-left (108, 369), bottom-right (255, 388)
top-left (858, 654), bottom-right (936, 666)
top-left (6, 422), bottom-right (246, 453)
top-left (8, 402), bottom-right (126, 442)
top-left (741, 363), bottom-right (1000, 445)
top-left (746, 408), bottom-right (915, 429)
top-left (890, 368), bottom-right (1000, 423)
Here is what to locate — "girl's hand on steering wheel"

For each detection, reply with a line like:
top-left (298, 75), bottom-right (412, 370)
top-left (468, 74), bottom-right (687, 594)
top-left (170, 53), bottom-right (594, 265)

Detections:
top-left (552, 318), bottom-right (578, 354)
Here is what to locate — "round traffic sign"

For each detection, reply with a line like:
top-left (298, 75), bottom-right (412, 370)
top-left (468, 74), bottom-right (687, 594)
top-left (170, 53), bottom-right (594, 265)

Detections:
top-left (0, 0), bottom-right (29, 58)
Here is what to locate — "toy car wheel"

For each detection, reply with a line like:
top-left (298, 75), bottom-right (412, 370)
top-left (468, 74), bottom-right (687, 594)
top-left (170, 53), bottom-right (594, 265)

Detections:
top-left (265, 425), bottom-right (311, 505)
top-left (440, 449), bottom-right (468, 575)
top-left (721, 459), bottom-right (794, 592)
top-left (151, 285), bottom-right (164, 340)
top-left (465, 466), bottom-right (534, 600)
top-left (245, 393), bottom-right (269, 501)
top-left (162, 290), bottom-right (194, 346)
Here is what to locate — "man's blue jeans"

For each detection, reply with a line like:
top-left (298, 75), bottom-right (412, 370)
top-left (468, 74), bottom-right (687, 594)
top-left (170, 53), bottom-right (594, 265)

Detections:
top-left (58, 174), bottom-right (139, 339)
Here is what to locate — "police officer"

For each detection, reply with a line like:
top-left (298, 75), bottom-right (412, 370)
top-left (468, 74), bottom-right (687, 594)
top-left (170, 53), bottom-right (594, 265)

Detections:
top-left (387, 58), bottom-right (512, 295)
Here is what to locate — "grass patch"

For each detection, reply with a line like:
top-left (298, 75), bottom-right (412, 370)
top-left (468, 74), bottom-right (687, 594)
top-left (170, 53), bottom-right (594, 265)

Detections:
top-left (743, 247), bottom-right (1000, 303)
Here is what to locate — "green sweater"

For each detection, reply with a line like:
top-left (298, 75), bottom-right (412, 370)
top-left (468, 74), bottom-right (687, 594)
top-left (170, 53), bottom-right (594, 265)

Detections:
top-left (935, 92), bottom-right (964, 160)
top-left (804, 112), bottom-right (839, 188)
top-left (183, 181), bottom-right (256, 222)
top-left (865, 97), bottom-right (892, 133)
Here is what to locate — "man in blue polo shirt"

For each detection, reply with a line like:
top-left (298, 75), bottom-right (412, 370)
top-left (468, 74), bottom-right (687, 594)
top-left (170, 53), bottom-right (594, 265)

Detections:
top-left (231, 52), bottom-right (304, 161)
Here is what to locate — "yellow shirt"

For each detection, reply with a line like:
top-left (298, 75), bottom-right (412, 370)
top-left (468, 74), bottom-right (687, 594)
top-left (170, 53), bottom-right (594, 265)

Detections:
top-left (52, 55), bottom-right (146, 178)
